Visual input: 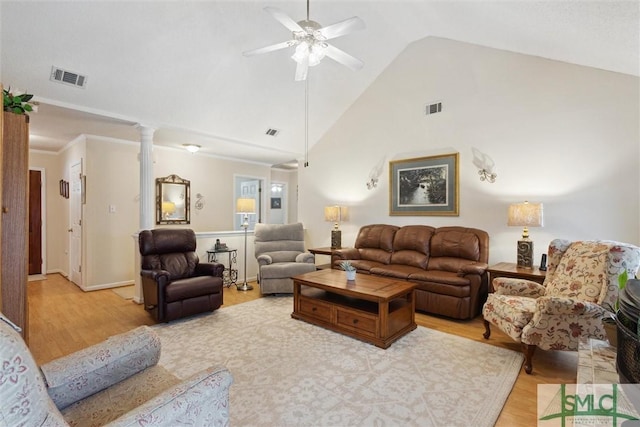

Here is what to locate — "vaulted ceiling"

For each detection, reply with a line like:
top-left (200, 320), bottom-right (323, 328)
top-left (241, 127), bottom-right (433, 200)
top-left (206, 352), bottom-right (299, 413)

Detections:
top-left (1, 1), bottom-right (638, 168)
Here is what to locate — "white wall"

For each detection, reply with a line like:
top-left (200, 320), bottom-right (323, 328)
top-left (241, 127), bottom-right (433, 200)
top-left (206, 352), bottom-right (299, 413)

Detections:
top-left (30, 138), bottom-right (288, 290)
top-left (299, 37), bottom-right (640, 265)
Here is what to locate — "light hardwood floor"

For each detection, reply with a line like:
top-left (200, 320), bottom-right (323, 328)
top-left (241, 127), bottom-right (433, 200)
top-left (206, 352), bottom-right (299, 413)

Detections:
top-left (27, 274), bottom-right (577, 426)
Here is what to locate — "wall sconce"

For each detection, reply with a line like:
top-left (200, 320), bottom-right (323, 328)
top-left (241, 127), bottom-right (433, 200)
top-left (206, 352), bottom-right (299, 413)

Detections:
top-left (195, 193), bottom-right (204, 210)
top-left (478, 169), bottom-right (497, 183)
top-left (472, 147), bottom-right (497, 183)
top-left (508, 201), bottom-right (543, 269)
top-left (366, 157), bottom-right (385, 190)
top-left (324, 205), bottom-right (348, 249)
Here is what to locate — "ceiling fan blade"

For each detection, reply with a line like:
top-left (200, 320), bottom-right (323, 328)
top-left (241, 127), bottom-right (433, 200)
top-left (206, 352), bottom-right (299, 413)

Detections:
top-left (318, 16), bottom-right (365, 40)
top-left (243, 41), bottom-right (294, 57)
top-left (264, 7), bottom-right (304, 33)
top-left (295, 57), bottom-right (309, 81)
top-left (324, 44), bottom-right (364, 71)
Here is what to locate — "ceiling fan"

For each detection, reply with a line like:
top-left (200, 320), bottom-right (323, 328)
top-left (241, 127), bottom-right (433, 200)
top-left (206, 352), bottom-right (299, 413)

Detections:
top-left (243, 0), bottom-right (365, 81)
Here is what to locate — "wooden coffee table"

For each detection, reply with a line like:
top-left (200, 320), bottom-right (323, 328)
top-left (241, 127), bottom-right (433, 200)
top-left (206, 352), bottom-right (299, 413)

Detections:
top-left (291, 269), bottom-right (416, 349)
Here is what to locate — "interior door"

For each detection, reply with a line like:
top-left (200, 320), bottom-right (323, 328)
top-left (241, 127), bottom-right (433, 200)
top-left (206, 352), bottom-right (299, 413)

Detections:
top-left (237, 179), bottom-right (261, 230)
top-left (28, 169), bottom-right (42, 275)
top-left (69, 161), bottom-right (82, 287)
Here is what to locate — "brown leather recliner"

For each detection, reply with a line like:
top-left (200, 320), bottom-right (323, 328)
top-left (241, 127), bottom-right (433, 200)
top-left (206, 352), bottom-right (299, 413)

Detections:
top-left (139, 228), bottom-right (224, 322)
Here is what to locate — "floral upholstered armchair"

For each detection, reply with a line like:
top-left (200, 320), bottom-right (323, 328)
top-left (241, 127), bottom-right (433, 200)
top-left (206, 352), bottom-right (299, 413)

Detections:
top-left (482, 239), bottom-right (640, 374)
top-left (0, 313), bottom-right (233, 426)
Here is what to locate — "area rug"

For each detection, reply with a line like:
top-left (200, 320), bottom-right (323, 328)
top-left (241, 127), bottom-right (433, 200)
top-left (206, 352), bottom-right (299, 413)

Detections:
top-left (152, 297), bottom-right (523, 427)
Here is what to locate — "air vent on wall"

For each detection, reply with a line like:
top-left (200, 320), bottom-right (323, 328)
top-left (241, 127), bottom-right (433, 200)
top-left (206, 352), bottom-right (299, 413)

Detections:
top-left (50, 66), bottom-right (87, 88)
top-left (425, 101), bottom-right (442, 116)
top-left (265, 128), bottom-right (280, 137)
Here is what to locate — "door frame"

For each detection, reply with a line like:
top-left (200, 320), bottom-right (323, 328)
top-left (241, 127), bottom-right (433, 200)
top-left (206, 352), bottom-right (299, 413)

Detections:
top-left (29, 167), bottom-right (47, 276)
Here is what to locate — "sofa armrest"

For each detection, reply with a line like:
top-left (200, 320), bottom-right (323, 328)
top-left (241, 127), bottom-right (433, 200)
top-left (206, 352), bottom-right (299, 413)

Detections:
top-left (331, 248), bottom-right (360, 266)
top-left (257, 254), bottom-right (273, 267)
top-left (458, 262), bottom-right (488, 276)
top-left (106, 366), bottom-right (233, 427)
top-left (195, 262), bottom-right (225, 277)
top-left (493, 277), bottom-right (546, 297)
top-left (41, 326), bottom-right (161, 409)
top-left (296, 252), bottom-right (315, 264)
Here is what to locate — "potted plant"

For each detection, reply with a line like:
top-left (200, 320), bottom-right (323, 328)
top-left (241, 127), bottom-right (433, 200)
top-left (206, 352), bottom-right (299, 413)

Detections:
top-left (3, 88), bottom-right (35, 115)
top-left (602, 270), bottom-right (628, 347)
top-left (340, 261), bottom-right (357, 281)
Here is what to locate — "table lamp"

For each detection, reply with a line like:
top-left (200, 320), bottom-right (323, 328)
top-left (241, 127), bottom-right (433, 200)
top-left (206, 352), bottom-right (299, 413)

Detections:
top-left (508, 201), bottom-right (543, 269)
top-left (324, 205), bottom-right (347, 249)
top-left (236, 198), bottom-right (256, 291)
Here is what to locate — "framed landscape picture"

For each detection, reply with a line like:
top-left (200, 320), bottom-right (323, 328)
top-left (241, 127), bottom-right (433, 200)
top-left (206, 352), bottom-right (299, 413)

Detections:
top-left (389, 153), bottom-right (459, 216)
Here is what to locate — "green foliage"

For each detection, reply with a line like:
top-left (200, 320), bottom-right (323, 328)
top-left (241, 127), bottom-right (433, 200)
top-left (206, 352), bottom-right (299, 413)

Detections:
top-left (3, 88), bottom-right (34, 115)
top-left (616, 270), bottom-right (629, 311)
top-left (340, 260), bottom-right (356, 271)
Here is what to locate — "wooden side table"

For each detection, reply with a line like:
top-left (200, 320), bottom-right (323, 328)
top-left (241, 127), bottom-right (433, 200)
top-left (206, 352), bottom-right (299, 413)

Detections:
top-left (308, 247), bottom-right (335, 270)
top-left (487, 262), bottom-right (546, 291)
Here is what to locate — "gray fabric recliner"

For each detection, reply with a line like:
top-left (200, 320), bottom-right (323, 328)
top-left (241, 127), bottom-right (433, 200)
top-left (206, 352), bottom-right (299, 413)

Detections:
top-left (254, 222), bottom-right (316, 294)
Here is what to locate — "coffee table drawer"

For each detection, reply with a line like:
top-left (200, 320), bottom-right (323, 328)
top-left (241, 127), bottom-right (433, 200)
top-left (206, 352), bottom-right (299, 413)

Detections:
top-left (336, 309), bottom-right (377, 336)
top-left (299, 297), bottom-right (332, 322)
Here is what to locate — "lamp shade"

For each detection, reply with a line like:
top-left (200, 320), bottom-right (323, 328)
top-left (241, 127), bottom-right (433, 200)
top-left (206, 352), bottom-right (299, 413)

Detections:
top-left (161, 201), bottom-right (176, 215)
top-left (507, 202), bottom-right (543, 227)
top-left (324, 206), bottom-right (348, 223)
top-left (236, 198), bottom-right (256, 214)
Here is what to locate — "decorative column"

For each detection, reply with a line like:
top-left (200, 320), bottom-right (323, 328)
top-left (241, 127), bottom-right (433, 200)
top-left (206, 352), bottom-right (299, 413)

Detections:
top-left (137, 124), bottom-right (155, 230)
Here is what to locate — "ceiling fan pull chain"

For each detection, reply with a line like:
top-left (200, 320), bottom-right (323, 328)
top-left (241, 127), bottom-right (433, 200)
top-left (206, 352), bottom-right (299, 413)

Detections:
top-left (304, 77), bottom-right (309, 167)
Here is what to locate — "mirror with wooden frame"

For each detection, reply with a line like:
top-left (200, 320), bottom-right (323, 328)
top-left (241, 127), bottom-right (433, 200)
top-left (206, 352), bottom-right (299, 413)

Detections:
top-left (156, 174), bottom-right (190, 224)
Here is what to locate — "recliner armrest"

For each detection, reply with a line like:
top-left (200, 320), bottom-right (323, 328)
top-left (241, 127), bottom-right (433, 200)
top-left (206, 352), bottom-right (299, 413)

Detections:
top-left (195, 262), bottom-right (224, 277)
top-left (296, 252), bottom-right (315, 263)
top-left (257, 254), bottom-right (273, 266)
top-left (141, 269), bottom-right (170, 283)
top-left (106, 366), bottom-right (233, 427)
top-left (41, 326), bottom-right (161, 409)
top-left (493, 277), bottom-right (546, 297)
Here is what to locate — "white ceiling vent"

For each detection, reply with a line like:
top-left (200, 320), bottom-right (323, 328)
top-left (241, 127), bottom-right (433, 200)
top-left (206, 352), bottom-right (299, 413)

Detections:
top-left (425, 101), bottom-right (442, 116)
top-left (265, 128), bottom-right (280, 137)
top-left (50, 66), bottom-right (87, 88)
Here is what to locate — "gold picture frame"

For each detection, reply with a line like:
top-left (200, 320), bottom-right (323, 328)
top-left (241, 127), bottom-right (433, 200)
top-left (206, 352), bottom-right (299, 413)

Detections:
top-left (389, 153), bottom-right (459, 216)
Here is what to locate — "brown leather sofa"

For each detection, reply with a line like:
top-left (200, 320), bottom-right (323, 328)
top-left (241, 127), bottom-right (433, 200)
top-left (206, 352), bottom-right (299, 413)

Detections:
top-left (332, 224), bottom-right (489, 319)
top-left (139, 228), bottom-right (224, 322)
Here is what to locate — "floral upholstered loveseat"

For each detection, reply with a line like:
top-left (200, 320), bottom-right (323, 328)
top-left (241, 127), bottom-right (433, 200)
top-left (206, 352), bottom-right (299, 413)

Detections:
top-left (0, 312), bottom-right (233, 426)
top-left (482, 239), bottom-right (640, 374)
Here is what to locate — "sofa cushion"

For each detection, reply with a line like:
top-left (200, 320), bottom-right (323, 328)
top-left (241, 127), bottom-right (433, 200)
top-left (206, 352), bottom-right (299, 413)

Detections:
top-left (349, 259), bottom-right (386, 272)
top-left (390, 225), bottom-right (434, 269)
top-left (427, 256), bottom-right (476, 274)
top-left (355, 224), bottom-right (399, 253)
top-left (430, 228), bottom-right (482, 261)
top-left (358, 248), bottom-right (393, 265)
top-left (370, 264), bottom-right (425, 279)
top-left (408, 270), bottom-right (470, 286)
top-left (260, 262), bottom-right (316, 279)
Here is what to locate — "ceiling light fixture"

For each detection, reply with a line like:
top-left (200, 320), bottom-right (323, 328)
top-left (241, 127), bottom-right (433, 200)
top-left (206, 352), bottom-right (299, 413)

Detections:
top-left (183, 144), bottom-right (200, 153)
top-left (243, 0), bottom-right (365, 81)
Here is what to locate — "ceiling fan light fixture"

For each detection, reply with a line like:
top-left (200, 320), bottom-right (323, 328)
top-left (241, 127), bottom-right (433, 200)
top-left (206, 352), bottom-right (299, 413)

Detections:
top-left (292, 42), bottom-right (310, 63)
